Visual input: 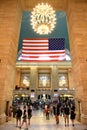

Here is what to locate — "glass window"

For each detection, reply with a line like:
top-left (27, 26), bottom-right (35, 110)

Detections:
top-left (20, 73), bottom-right (30, 88)
top-left (38, 73), bottom-right (51, 88)
top-left (58, 73), bottom-right (69, 88)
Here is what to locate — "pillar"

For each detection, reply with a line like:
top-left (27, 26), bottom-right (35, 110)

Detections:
top-left (0, 0), bottom-right (22, 124)
top-left (51, 65), bottom-right (58, 97)
top-left (30, 66), bottom-right (37, 90)
top-left (66, 0), bottom-right (87, 124)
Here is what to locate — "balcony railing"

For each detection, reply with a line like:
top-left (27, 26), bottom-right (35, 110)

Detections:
top-left (58, 89), bottom-right (75, 95)
top-left (13, 89), bottom-right (30, 95)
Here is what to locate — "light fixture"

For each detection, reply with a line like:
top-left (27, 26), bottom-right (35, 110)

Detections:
top-left (30, 3), bottom-right (56, 35)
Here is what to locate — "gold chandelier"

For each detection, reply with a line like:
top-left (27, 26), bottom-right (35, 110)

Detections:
top-left (30, 3), bottom-right (56, 35)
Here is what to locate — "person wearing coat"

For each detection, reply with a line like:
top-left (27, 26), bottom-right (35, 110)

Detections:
top-left (53, 104), bottom-right (60, 124)
top-left (70, 106), bottom-right (76, 126)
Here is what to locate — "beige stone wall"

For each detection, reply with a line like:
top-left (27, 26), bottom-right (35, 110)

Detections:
top-left (68, 69), bottom-right (74, 89)
top-left (66, 0), bottom-right (87, 124)
top-left (15, 69), bottom-right (21, 87)
top-left (0, 0), bottom-right (22, 124)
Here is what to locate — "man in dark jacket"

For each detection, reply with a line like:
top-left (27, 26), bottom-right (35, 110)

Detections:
top-left (63, 104), bottom-right (70, 126)
top-left (15, 106), bottom-right (22, 128)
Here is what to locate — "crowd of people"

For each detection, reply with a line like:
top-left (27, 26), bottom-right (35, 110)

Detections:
top-left (7, 97), bottom-right (76, 129)
top-left (43, 98), bottom-right (76, 127)
top-left (7, 105), bottom-right (32, 130)
top-left (15, 105), bottom-right (32, 130)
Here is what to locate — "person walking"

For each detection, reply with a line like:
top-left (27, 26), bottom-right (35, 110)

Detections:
top-left (13, 105), bottom-right (17, 118)
top-left (50, 104), bottom-right (53, 116)
top-left (23, 105), bottom-right (27, 114)
top-left (20, 105), bottom-right (28, 129)
top-left (53, 104), bottom-right (60, 124)
top-left (21, 111), bottom-right (28, 130)
top-left (15, 106), bottom-right (22, 128)
top-left (63, 104), bottom-right (70, 126)
top-left (27, 105), bottom-right (32, 125)
top-left (70, 107), bottom-right (76, 126)
top-left (44, 105), bottom-right (50, 120)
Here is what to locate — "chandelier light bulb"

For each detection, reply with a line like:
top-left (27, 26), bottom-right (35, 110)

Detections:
top-left (30, 3), bottom-right (56, 35)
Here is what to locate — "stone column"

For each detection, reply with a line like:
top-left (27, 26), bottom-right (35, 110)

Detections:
top-left (30, 66), bottom-right (37, 90)
top-left (51, 65), bottom-right (58, 97)
top-left (0, 0), bottom-right (22, 124)
top-left (66, 0), bottom-right (87, 124)
top-left (30, 66), bottom-right (37, 100)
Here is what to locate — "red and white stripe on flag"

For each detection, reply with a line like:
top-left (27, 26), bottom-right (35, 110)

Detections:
top-left (21, 38), bottom-right (66, 62)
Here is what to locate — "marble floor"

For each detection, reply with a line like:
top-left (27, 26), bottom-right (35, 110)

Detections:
top-left (0, 109), bottom-right (87, 130)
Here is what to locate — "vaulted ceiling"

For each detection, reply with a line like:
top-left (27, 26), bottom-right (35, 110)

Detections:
top-left (20, 0), bottom-right (68, 11)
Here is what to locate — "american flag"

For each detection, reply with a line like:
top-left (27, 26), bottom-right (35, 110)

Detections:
top-left (21, 38), bottom-right (66, 62)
